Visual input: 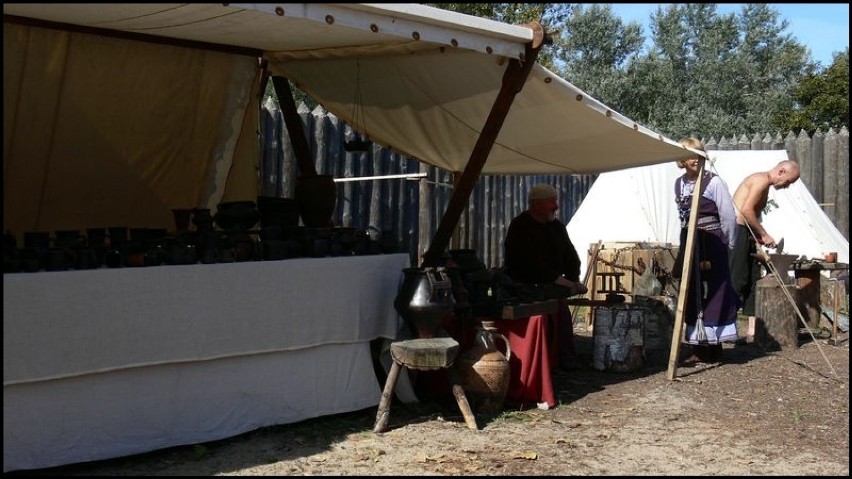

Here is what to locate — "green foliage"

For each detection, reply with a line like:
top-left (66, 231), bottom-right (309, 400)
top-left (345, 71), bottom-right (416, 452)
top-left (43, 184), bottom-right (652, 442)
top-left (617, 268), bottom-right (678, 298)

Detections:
top-left (616, 4), bottom-right (810, 139)
top-left (431, 3), bottom-right (840, 140)
top-left (774, 49), bottom-right (849, 134)
top-left (550, 4), bottom-right (643, 106)
top-left (262, 77), bottom-right (317, 111)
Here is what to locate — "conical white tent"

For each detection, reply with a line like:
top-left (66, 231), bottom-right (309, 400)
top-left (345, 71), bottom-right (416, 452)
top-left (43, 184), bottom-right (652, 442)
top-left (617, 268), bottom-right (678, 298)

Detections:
top-left (566, 150), bottom-right (849, 279)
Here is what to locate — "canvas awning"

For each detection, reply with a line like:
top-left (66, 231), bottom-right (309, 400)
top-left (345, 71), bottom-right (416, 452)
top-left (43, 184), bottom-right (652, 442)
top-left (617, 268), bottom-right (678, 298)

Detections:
top-left (4, 3), bottom-right (693, 177)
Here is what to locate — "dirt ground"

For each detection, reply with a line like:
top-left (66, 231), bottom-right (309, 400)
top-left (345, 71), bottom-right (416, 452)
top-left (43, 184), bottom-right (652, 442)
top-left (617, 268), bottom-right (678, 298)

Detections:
top-left (14, 321), bottom-right (849, 476)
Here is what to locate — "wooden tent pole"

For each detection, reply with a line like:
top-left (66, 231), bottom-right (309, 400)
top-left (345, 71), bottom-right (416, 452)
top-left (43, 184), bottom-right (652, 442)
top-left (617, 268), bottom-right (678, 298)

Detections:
top-left (421, 24), bottom-right (545, 267)
top-left (271, 76), bottom-right (318, 177)
top-left (666, 158), bottom-right (706, 380)
top-left (450, 171), bottom-right (463, 251)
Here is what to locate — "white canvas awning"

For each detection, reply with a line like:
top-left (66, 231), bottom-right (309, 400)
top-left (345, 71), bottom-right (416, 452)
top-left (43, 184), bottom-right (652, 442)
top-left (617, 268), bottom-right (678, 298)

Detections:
top-left (4, 3), bottom-right (693, 177)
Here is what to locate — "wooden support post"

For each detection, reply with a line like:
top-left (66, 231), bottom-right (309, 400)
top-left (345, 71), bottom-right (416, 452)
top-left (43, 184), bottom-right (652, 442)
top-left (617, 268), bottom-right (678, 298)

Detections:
top-left (450, 171), bottom-right (462, 251)
top-left (667, 158), bottom-right (706, 380)
top-left (421, 25), bottom-right (544, 267)
top-left (270, 76), bottom-right (317, 177)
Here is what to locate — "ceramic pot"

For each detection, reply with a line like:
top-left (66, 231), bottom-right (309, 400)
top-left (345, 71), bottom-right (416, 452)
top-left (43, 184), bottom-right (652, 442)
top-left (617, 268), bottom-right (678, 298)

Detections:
top-left (24, 231), bottom-right (50, 249)
top-left (257, 196), bottom-right (300, 229)
top-left (191, 209), bottom-right (214, 233)
top-left (394, 267), bottom-right (455, 338)
top-left (214, 201), bottom-right (259, 232)
top-left (86, 228), bottom-right (107, 247)
top-left (107, 227), bottom-right (129, 248)
top-left (295, 175), bottom-right (337, 227)
top-left (457, 320), bottom-right (512, 414)
top-left (172, 208), bottom-right (194, 233)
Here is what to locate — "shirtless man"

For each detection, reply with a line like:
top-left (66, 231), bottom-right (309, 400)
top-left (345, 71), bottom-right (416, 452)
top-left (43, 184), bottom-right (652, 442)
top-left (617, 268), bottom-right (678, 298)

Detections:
top-left (729, 160), bottom-right (801, 320)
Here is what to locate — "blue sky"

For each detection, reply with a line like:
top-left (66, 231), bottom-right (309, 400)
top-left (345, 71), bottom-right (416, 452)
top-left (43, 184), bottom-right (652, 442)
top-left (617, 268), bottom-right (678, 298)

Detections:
top-left (605, 3), bottom-right (849, 67)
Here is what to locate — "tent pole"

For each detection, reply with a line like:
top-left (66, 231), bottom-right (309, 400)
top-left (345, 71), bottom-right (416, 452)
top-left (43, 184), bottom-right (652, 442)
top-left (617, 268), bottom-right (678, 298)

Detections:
top-left (666, 157), bottom-right (706, 380)
top-left (421, 23), bottom-right (545, 267)
top-left (450, 171), bottom-right (462, 251)
top-left (271, 76), bottom-right (318, 177)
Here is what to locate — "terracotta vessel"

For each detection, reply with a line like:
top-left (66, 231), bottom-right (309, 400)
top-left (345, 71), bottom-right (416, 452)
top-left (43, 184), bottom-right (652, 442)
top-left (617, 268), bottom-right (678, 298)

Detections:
top-left (457, 320), bottom-right (512, 414)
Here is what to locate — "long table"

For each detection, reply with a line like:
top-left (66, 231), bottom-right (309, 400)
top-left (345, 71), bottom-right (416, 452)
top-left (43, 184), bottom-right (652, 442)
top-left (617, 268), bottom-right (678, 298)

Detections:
top-left (3, 253), bottom-right (410, 472)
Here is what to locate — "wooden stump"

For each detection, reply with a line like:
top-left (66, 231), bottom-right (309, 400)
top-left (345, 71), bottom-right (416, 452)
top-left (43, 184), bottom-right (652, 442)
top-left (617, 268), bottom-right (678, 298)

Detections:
top-left (592, 304), bottom-right (646, 372)
top-left (754, 277), bottom-right (801, 350)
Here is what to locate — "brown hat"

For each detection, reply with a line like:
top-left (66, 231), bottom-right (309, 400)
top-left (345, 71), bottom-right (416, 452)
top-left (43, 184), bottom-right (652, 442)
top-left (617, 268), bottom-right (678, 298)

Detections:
top-left (529, 184), bottom-right (557, 201)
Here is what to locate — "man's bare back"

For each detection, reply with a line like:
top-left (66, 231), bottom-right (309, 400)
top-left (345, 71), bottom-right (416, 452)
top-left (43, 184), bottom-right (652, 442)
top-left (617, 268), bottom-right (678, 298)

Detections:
top-left (731, 160), bottom-right (800, 247)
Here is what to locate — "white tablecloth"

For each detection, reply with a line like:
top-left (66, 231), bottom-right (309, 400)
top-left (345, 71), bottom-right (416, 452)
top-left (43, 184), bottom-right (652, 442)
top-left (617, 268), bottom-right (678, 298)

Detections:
top-left (3, 253), bottom-right (409, 472)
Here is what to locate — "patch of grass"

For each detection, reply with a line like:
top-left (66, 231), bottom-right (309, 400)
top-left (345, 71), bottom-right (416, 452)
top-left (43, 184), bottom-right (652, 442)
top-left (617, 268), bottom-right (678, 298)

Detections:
top-left (790, 411), bottom-right (806, 422)
top-left (492, 410), bottom-right (541, 424)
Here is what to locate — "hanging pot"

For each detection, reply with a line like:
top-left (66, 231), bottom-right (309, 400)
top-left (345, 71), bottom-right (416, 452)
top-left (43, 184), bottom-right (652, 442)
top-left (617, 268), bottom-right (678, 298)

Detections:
top-left (295, 175), bottom-right (337, 228)
top-left (394, 267), bottom-right (455, 338)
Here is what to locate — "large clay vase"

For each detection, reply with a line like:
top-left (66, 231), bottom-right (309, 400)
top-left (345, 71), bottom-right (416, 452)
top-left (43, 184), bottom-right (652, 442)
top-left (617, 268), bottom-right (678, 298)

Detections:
top-left (295, 175), bottom-right (337, 227)
top-left (394, 267), bottom-right (455, 338)
top-left (457, 320), bottom-right (512, 414)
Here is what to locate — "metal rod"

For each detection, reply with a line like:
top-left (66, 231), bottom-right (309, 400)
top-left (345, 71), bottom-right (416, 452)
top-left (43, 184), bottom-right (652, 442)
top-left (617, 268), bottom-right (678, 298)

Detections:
top-left (332, 172), bottom-right (427, 183)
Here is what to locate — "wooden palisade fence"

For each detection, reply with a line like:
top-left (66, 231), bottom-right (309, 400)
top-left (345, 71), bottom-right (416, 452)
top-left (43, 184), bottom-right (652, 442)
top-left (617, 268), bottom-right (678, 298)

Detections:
top-left (261, 98), bottom-right (849, 269)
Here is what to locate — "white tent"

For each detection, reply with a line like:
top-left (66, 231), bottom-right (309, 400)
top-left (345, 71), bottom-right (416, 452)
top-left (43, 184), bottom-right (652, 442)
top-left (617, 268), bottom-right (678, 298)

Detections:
top-left (566, 149), bottom-right (850, 279)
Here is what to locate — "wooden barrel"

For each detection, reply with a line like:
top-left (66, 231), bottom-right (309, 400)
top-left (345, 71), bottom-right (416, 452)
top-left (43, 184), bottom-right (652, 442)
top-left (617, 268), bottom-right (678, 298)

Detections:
top-left (592, 304), bottom-right (646, 372)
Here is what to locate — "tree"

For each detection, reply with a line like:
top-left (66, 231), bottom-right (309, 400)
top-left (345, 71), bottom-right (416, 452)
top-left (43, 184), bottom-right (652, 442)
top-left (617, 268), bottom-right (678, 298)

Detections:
top-left (774, 48), bottom-right (849, 134)
top-left (614, 4), bottom-right (809, 140)
top-left (551, 4), bottom-right (643, 107)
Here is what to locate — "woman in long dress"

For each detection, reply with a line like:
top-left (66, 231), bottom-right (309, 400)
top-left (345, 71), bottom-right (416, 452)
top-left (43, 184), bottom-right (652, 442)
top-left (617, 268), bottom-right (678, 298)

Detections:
top-left (672, 138), bottom-right (741, 364)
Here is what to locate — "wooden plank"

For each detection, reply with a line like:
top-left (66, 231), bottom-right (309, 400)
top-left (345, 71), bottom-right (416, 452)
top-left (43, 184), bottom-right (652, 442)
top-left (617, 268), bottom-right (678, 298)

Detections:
top-left (501, 300), bottom-right (559, 320)
top-left (667, 158), bottom-right (706, 380)
top-left (574, 240), bottom-right (602, 328)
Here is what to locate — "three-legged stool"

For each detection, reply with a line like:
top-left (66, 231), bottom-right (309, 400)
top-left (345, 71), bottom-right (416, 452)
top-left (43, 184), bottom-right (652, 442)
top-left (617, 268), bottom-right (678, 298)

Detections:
top-left (373, 337), bottom-right (478, 433)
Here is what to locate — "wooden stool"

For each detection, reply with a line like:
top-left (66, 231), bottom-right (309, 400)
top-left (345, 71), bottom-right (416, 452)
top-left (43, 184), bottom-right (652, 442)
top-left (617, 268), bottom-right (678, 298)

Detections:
top-left (373, 337), bottom-right (478, 433)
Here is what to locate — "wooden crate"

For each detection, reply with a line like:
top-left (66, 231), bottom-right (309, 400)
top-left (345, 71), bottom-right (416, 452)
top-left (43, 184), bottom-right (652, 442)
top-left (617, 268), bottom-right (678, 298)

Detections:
top-left (587, 242), bottom-right (679, 302)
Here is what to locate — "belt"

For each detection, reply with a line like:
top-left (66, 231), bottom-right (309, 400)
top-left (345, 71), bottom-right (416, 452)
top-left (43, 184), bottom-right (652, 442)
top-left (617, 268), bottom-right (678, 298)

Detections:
top-left (681, 215), bottom-right (721, 230)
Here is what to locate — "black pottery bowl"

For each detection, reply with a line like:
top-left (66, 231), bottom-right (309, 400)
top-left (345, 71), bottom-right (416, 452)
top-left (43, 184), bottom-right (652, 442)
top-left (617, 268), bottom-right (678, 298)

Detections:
top-left (214, 201), bottom-right (259, 232)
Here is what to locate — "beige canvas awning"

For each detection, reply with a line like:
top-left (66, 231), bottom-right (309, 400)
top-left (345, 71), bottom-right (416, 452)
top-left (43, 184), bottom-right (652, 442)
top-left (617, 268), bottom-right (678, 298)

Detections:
top-left (4, 3), bottom-right (692, 176)
top-left (3, 3), bottom-right (697, 236)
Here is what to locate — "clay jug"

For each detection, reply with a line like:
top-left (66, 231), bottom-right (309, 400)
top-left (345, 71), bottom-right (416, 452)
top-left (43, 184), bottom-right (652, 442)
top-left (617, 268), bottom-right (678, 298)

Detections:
top-left (457, 320), bottom-right (512, 414)
top-left (394, 267), bottom-right (455, 338)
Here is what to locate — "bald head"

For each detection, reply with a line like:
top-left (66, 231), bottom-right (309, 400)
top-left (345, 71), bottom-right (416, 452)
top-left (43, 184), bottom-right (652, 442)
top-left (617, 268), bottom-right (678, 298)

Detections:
top-left (771, 160), bottom-right (800, 189)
